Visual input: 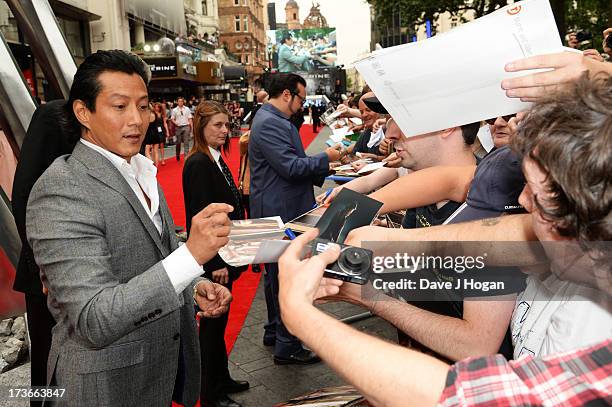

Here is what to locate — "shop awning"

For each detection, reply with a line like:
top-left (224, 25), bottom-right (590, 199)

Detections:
top-left (223, 66), bottom-right (246, 83)
top-left (50, 0), bottom-right (101, 21)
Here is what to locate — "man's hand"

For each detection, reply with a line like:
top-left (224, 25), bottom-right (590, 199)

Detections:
top-left (186, 203), bottom-right (233, 265)
top-left (377, 137), bottom-right (390, 155)
top-left (351, 161), bottom-right (367, 172)
top-left (325, 144), bottom-right (345, 162)
top-left (194, 279), bottom-right (233, 318)
top-left (506, 111), bottom-right (527, 137)
top-left (278, 229), bottom-right (344, 313)
top-left (603, 28), bottom-right (612, 54)
top-left (502, 51), bottom-right (602, 102)
top-left (316, 186), bottom-right (342, 205)
top-left (372, 118), bottom-right (387, 134)
top-left (336, 104), bottom-right (361, 118)
top-left (211, 267), bottom-right (229, 285)
top-left (583, 49), bottom-right (604, 62)
top-left (566, 32), bottom-right (578, 49)
top-left (382, 152), bottom-right (402, 168)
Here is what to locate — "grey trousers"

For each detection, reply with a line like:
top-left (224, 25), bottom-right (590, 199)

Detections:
top-left (175, 125), bottom-right (191, 158)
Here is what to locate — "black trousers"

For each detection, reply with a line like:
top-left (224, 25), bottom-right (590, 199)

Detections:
top-left (25, 293), bottom-right (55, 407)
top-left (199, 273), bottom-right (238, 400)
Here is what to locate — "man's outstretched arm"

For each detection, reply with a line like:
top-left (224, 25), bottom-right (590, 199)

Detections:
top-left (346, 214), bottom-right (545, 267)
top-left (370, 165), bottom-right (476, 214)
top-left (278, 230), bottom-right (449, 407)
top-left (332, 281), bottom-right (516, 361)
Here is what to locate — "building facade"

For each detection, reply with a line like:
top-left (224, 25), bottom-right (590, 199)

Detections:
top-left (1, 0), bottom-right (100, 99)
top-left (284, 0), bottom-right (300, 29)
top-left (218, 0), bottom-right (267, 82)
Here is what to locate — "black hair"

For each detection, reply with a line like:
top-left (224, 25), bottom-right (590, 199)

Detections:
top-left (281, 33), bottom-right (293, 44)
top-left (267, 73), bottom-right (307, 99)
top-left (459, 122), bottom-right (480, 145)
top-left (65, 50), bottom-right (150, 136)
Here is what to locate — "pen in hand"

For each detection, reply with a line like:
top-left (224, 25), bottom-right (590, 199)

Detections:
top-left (313, 188), bottom-right (333, 208)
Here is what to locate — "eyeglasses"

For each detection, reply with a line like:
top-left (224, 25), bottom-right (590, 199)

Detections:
top-left (291, 92), bottom-right (306, 106)
top-left (485, 114), bottom-right (516, 125)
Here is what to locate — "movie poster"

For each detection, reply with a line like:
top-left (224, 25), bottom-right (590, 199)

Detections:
top-left (267, 28), bottom-right (337, 73)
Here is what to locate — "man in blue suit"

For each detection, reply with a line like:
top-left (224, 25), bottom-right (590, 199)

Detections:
top-left (249, 73), bottom-right (343, 364)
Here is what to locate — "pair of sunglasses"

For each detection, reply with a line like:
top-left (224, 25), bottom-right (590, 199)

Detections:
top-left (485, 114), bottom-right (516, 125)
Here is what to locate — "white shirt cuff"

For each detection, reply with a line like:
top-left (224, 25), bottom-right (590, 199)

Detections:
top-left (162, 244), bottom-right (204, 294)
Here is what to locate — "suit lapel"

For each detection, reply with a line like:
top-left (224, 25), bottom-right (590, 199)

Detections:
top-left (72, 142), bottom-right (167, 256)
top-left (158, 187), bottom-right (178, 253)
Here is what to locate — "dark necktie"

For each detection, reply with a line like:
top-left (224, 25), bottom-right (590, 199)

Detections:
top-left (218, 155), bottom-right (245, 219)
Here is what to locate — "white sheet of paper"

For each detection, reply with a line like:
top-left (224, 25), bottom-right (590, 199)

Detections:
top-left (349, 117), bottom-right (363, 125)
top-left (334, 158), bottom-right (373, 172)
top-left (252, 240), bottom-right (291, 264)
top-left (354, 0), bottom-right (563, 137)
top-left (331, 126), bottom-right (353, 139)
top-left (357, 162), bottom-right (386, 174)
top-left (477, 125), bottom-right (495, 153)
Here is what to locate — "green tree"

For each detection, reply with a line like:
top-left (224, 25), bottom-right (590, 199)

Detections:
top-left (564, 0), bottom-right (611, 50)
top-left (367, 0), bottom-right (511, 36)
top-left (368, 0), bottom-right (611, 50)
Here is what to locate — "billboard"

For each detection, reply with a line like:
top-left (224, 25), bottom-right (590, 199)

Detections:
top-left (266, 27), bottom-right (337, 73)
top-left (262, 69), bottom-right (345, 102)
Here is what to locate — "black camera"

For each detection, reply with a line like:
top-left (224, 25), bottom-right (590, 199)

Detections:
top-left (311, 238), bottom-right (373, 285)
top-left (575, 31), bottom-right (592, 43)
top-left (606, 34), bottom-right (612, 50)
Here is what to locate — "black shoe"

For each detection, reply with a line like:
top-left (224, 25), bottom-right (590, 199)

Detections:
top-left (274, 348), bottom-right (320, 365)
top-left (252, 264), bottom-right (261, 273)
top-left (204, 394), bottom-right (242, 407)
top-left (221, 378), bottom-right (250, 394)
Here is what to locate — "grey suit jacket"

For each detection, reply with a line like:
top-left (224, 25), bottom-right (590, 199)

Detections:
top-left (26, 142), bottom-right (201, 407)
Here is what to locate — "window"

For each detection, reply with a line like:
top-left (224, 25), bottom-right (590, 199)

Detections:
top-left (235, 15), bottom-right (240, 31)
top-left (57, 17), bottom-right (86, 58)
top-left (293, 13), bottom-right (297, 20)
top-left (202, 0), bottom-right (207, 15)
top-left (245, 54), bottom-right (250, 64)
top-left (234, 0), bottom-right (239, 5)
top-left (243, 16), bottom-right (248, 32)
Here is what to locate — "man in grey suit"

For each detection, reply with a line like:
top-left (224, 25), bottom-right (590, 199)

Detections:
top-left (26, 50), bottom-right (233, 406)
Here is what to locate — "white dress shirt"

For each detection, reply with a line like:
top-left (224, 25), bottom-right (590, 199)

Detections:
top-left (171, 106), bottom-right (192, 127)
top-left (80, 139), bottom-right (203, 294)
top-left (208, 146), bottom-right (223, 173)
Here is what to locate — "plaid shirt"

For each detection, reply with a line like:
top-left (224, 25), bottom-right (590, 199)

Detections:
top-left (439, 339), bottom-right (612, 406)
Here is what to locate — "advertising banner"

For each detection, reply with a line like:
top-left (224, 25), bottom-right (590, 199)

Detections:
top-left (267, 27), bottom-right (337, 73)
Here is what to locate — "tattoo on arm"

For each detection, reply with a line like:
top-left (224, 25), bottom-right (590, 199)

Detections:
top-left (481, 218), bottom-right (501, 227)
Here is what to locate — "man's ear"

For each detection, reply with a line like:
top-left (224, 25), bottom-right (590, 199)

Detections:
top-left (439, 127), bottom-right (457, 139)
top-left (73, 100), bottom-right (91, 131)
top-left (282, 89), bottom-right (292, 102)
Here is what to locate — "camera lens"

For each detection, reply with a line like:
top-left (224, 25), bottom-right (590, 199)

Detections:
top-left (338, 248), bottom-right (369, 275)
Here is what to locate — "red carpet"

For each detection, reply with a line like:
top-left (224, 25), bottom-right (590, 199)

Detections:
top-left (0, 249), bottom-right (25, 318)
top-left (157, 124), bottom-right (319, 356)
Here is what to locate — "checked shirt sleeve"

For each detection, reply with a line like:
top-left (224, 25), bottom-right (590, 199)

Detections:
top-left (438, 339), bottom-right (612, 406)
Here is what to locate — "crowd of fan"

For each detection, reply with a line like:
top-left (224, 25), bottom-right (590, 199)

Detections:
top-left (271, 31), bottom-right (612, 406)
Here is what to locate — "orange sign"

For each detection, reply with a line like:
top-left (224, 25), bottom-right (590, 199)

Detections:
top-left (507, 5), bottom-right (522, 15)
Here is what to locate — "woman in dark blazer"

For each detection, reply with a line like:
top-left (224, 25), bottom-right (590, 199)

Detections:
top-left (183, 101), bottom-right (248, 407)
